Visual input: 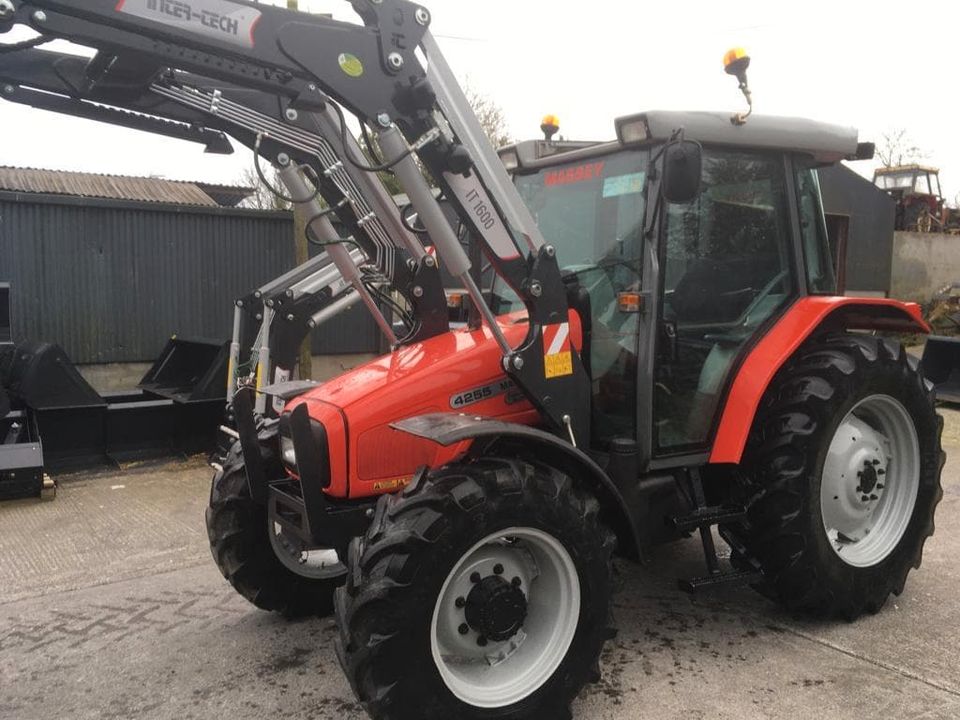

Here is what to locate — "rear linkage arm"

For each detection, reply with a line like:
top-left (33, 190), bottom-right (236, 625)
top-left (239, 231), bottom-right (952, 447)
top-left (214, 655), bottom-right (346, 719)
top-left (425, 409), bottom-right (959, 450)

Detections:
top-left (0, 0), bottom-right (592, 444)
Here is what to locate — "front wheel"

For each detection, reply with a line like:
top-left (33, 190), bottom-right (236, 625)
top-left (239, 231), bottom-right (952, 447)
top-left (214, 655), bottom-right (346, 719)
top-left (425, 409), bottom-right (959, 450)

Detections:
top-left (335, 457), bottom-right (616, 720)
top-left (206, 443), bottom-right (346, 618)
top-left (734, 334), bottom-right (945, 619)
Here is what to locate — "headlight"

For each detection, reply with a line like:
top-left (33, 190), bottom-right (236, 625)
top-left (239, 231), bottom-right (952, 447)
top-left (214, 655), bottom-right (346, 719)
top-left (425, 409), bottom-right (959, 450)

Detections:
top-left (280, 435), bottom-right (297, 470)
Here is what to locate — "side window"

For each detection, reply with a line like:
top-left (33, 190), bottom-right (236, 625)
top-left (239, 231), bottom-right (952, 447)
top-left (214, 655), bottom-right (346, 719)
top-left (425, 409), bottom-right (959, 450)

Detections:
top-left (798, 166), bottom-right (837, 294)
top-left (655, 151), bottom-right (795, 452)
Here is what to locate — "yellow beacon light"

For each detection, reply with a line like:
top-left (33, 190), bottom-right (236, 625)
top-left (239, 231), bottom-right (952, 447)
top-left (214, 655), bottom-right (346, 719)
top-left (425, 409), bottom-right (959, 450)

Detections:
top-left (723, 48), bottom-right (752, 125)
top-left (723, 47), bottom-right (750, 84)
top-left (541, 114), bottom-right (560, 142)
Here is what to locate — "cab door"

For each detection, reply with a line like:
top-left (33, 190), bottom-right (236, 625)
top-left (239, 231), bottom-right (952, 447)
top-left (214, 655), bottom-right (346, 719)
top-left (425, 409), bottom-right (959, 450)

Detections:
top-left (651, 149), bottom-right (798, 456)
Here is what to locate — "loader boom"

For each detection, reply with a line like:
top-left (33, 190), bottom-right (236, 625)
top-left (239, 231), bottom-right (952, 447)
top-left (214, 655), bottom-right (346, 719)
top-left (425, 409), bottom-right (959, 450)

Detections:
top-left (0, 0), bottom-right (592, 441)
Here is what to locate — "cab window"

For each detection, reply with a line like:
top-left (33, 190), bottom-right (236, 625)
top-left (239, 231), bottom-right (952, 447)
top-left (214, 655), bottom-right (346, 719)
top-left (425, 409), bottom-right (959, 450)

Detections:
top-left (656, 150), bottom-right (795, 452)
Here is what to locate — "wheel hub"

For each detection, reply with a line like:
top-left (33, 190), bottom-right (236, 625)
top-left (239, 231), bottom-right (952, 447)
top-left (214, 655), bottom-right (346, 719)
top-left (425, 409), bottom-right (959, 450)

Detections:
top-left (820, 394), bottom-right (921, 567)
top-left (465, 575), bottom-right (527, 642)
top-left (858, 460), bottom-right (881, 496)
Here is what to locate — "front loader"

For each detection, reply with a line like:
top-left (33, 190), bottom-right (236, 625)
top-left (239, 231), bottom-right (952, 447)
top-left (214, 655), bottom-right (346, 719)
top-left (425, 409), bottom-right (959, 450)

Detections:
top-left (0, 3), bottom-right (945, 719)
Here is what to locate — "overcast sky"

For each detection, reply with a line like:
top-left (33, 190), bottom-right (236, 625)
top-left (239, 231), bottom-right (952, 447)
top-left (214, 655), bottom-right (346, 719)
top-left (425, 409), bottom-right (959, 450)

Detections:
top-left (1, 0), bottom-right (958, 200)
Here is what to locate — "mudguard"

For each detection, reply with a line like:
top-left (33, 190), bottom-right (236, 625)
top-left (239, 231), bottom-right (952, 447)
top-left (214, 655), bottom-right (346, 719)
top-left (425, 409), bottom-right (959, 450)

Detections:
top-left (710, 296), bottom-right (929, 465)
top-left (392, 413), bottom-right (643, 559)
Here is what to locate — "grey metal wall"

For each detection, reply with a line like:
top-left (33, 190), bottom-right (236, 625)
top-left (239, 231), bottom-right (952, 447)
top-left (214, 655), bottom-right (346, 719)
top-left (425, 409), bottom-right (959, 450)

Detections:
top-left (0, 192), bottom-right (381, 364)
top-left (818, 165), bottom-right (895, 296)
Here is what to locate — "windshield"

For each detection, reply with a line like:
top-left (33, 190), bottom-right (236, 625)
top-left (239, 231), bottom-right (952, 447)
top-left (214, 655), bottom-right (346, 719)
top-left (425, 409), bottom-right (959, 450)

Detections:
top-left (492, 149), bottom-right (649, 313)
top-left (496, 149), bottom-right (649, 445)
top-left (874, 173), bottom-right (915, 190)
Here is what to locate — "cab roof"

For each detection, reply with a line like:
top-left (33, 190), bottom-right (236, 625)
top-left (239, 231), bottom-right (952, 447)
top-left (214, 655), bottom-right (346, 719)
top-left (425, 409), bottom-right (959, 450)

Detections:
top-left (874, 164), bottom-right (939, 176)
top-left (499, 111), bottom-right (872, 171)
top-left (616, 111), bottom-right (868, 165)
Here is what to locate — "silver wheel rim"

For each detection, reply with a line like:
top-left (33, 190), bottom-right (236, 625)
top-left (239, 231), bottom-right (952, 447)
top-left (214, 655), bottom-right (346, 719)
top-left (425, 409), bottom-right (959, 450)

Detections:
top-left (268, 519), bottom-right (344, 580)
top-left (430, 527), bottom-right (580, 708)
top-left (820, 394), bottom-right (920, 567)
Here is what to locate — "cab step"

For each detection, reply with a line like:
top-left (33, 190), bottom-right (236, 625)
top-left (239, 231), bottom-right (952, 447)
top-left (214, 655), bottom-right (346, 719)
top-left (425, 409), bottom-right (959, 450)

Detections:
top-left (675, 469), bottom-right (762, 593)
top-left (679, 568), bottom-right (762, 593)
top-left (671, 505), bottom-right (748, 533)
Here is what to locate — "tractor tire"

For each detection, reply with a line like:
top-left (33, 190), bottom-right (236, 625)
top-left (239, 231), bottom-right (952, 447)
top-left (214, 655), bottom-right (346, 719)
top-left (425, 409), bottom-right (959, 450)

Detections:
top-left (335, 457), bottom-right (616, 720)
top-left (733, 333), bottom-right (945, 619)
top-left (206, 443), bottom-right (345, 618)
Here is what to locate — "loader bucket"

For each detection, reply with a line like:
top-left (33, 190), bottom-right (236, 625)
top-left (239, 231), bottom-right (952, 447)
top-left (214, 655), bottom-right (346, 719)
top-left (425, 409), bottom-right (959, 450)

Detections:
top-left (920, 335), bottom-right (960, 403)
top-left (138, 337), bottom-right (229, 403)
top-left (2, 341), bottom-right (104, 410)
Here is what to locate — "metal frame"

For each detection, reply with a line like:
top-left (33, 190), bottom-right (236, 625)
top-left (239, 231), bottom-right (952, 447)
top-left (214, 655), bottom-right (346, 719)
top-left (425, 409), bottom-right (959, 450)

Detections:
top-left (0, 0), bottom-right (591, 440)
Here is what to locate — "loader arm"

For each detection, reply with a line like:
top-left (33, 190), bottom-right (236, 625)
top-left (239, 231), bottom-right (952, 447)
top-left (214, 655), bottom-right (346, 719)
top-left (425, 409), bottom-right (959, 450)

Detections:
top-left (0, 45), bottom-right (446, 407)
top-left (0, 0), bottom-right (592, 442)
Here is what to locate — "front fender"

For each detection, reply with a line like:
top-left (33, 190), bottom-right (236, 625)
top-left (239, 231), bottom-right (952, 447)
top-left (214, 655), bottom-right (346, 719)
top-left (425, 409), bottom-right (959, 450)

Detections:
top-left (710, 296), bottom-right (929, 465)
top-left (392, 413), bottom-right (643, 559)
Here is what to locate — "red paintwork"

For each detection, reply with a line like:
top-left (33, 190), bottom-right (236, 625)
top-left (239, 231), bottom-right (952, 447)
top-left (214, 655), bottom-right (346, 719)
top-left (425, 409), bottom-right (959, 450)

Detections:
top-left (286, 311), bottom-right (582, 499)
top-left (709, 296), bottom-right (929, 465)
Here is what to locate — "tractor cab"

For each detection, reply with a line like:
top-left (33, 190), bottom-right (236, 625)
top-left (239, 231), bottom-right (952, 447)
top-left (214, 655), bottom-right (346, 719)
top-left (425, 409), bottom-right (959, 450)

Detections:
top-left (498, 110), bottom-right (871, 459)
top-left (873, 165), bottom-right (944, 231)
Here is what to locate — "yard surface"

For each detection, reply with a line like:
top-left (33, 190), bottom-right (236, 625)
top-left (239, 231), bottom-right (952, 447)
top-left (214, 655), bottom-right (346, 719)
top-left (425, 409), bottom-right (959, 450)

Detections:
top-left (2, 409), bottom-right (959, 720)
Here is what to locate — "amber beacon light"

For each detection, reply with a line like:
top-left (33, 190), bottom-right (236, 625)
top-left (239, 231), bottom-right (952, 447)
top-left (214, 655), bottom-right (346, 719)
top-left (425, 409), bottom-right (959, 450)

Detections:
top-left (723, 47), bottom-right (753, 125)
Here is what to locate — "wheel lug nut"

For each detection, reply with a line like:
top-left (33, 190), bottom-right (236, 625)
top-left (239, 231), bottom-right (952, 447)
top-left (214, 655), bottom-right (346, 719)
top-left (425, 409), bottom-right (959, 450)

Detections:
top-left (861, 495), bottom-right (870, 502)
top-left (877, 483), bottom-right (884, 489)
top-left (877, 470), bottom-right (886, 476)
top-left (455, 597), bottom-right (466, 608)
top-left (458, 623), bottom-right (469, 635)
top-left (511, 576), bottom-right (522, 587)
top-left (869, 494), bottom-right (878, 500)
top-left (872, 459), bottom-right (880, 465)
top-left (493, 564), bottom-right (504, 575)
top-left (477, 636), bottom-right (488, 647)
top-left (470, 572), bottom-right (481, 584)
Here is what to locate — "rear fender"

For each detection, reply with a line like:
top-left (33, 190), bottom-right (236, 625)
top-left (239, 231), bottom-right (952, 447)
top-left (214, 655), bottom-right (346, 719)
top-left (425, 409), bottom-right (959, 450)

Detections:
top-left (710, 297), bottom-right (929, 465)
top-left (393, 413), bottom-right (642, 559)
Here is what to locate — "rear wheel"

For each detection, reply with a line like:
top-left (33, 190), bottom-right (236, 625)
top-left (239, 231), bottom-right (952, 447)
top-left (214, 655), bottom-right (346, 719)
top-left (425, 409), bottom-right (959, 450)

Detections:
top-left (734, 334), bottom-right (944, 619)
top-left (206, 443), bottom-right (346, 618)
top-left (335, 457), bottom-right (616, 720)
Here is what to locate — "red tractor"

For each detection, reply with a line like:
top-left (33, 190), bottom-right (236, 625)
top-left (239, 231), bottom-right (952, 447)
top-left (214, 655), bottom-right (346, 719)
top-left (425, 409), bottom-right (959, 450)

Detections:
top-left (874, 164), bottom-right (946, 231)
top-left (0, 3), bottom-right (944, 719)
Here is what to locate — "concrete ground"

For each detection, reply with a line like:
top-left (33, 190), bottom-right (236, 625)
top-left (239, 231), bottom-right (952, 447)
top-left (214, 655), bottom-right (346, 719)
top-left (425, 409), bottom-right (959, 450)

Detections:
top-left (1, 411), bottom-right (959, 720)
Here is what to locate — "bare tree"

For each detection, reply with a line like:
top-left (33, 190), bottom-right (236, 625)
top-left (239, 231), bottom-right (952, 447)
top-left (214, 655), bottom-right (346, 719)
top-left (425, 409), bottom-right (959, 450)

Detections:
top-left (239, 165), bottom-right (292, 211)
top-left (876, 128), bottom-right (925, 168)
top-left (465, 86), bottom-right (512, 149)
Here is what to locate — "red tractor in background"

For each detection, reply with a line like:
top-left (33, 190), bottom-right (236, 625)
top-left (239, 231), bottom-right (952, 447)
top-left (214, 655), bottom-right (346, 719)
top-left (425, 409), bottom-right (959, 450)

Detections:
top-left (0, 3), bottom-right (945, 719)
top-left (873, 164), bottom-right (956, 232)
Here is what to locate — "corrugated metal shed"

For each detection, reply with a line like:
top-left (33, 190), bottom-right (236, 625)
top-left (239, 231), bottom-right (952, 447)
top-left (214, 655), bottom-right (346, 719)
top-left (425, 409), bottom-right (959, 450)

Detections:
top-left (0, 166), bottom-right (253, 207)
top-left (818, 165), bottom-right (895, 296)
top-left (0, 191), bottom-right (382, 363)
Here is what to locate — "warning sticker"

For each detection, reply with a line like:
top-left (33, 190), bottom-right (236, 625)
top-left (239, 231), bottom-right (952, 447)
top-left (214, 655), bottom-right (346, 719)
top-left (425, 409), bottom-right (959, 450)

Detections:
top-left (543, 322), bottom-right (573, 379)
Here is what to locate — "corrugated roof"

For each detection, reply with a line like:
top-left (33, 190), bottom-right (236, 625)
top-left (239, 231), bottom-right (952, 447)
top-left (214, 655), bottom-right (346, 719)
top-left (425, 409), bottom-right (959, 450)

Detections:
top-left (0, 166), bottom-right (252, 207)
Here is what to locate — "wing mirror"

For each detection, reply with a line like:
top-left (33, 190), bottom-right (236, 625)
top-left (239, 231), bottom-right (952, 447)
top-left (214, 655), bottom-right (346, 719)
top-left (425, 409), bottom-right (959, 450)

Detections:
top-left (660, 140), bottom-right (702, 204)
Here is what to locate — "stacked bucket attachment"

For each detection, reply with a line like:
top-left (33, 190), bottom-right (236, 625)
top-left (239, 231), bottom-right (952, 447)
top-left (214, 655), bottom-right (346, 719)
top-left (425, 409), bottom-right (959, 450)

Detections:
top-left (0, 325), bottom-right (230, 499)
